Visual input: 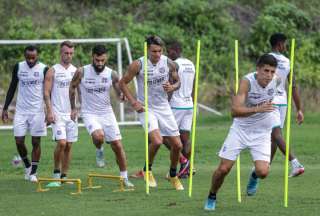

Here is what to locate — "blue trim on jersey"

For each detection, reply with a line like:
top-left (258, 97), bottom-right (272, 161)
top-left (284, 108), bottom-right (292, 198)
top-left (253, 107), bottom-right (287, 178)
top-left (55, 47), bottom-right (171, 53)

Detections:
top-left (272, 125), bottom-right (281, 129)
top-left (272, 104), bottom-right (288, 107)
top-left (171, 107), bottom-right (193, 110)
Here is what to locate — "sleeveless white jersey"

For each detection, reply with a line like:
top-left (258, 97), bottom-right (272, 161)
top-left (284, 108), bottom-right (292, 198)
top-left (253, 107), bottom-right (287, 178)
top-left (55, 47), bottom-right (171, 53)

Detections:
top-left (269, 52), bottom-right (290, 105)
top-left (137, 55), bottom-right (170, 108)
top-left (80, 64), bottom-right (113, 115)
top-left (233, 72), bottom-right (279, 132)
top-left (170, 57), bottom-right (195, 108)
top-left (51, 64), bottom-right (77, 115)
top-left (16, 61), bottom-right (47, 114)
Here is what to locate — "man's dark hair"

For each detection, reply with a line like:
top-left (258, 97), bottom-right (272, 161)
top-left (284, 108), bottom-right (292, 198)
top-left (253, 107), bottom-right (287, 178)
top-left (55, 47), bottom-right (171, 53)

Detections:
top-left (146, 35), bottom-right (164, 47)
top-left (269, 33), bottom-right (287, 48)
top-left (92, 44), bottom-right (107, 56)
top-left (166, 39), bottom-right (182, 52)
top-left (60, 40), bottom-right (74, 48)
top-left (24, 45), bottom-right (38, 54)
top-left (256, 54), bottom-right (278, 67)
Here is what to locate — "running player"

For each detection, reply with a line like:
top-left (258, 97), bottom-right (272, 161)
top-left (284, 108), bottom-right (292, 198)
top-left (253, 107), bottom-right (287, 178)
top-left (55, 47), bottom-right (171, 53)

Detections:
top-left (268, 33), bottom-right (304, 176)
top-left (2, 45), bottom-right (48, 182)
top-left (44, 41), bottom-right (78, 187)
top-left (69, 44), bottom-right (133, 188)
top-left (166, 39), bottom-right (195, 178)
top-left (119, 35), bottom-right (184, 190)
top-left (204, 54), bottom-right (280, 210)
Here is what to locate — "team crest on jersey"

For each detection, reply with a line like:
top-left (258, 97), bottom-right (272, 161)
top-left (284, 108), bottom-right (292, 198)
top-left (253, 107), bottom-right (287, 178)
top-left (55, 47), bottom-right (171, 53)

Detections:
top-left (102, 78), bottom-right (108, 83)
top-left (159, 67), bottom-right (165, 74)
top-left (57, 130), bottom-right (62, 135)
top-left (34, 72), bottom-right (39, 77)
top-left (268, 89), bottom-right (274, 96)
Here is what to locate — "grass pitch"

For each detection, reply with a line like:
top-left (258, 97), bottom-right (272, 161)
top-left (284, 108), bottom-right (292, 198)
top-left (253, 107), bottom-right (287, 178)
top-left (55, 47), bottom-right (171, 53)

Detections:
top-left (0, 113), bottom-right (319, 216)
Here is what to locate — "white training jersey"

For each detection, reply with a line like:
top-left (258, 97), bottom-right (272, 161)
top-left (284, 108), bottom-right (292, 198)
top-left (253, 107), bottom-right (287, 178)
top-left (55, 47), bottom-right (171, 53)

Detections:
top-left (169, 57), bottom-right (195, 109)
top-left (16, 61), bottom-right (47, 114)
top-left (51, 64), bottom-right (77, 115)
top-left (80, 64), bottom-right (113, 115)
top-left (233, 72), bottom-right (279, 132)
top-left (137, 55), bottom-right (170, 108)
top-left (269, 52), bottom-right (290, 105)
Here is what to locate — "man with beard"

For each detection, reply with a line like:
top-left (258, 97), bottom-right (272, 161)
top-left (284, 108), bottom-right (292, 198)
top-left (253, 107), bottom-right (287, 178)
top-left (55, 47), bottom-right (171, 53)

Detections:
top-left (2, 45), bottom-right (48, 182)
top-left (69, 44), bottom-right (134, 188)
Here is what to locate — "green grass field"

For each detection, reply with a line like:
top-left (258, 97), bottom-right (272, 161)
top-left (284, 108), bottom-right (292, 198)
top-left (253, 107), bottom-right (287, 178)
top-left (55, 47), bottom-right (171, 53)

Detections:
top-left (0, 113), bottom-right (319, 216)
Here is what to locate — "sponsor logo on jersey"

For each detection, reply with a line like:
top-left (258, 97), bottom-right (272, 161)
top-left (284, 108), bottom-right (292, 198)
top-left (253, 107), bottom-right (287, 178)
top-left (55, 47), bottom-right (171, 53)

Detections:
top-left (101, 78), bottom-right (108, 83)
top-left (268, 89), bottom-right (274, 96)
top-left (159, 67), bottom-right (165, 74)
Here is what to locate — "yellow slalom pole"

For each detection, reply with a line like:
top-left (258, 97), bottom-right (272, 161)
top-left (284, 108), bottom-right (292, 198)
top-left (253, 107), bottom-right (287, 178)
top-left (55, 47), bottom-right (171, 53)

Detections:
top-left (284, 38), bottom-right (295, 207)
top-left (235, 40), bottom-right (241, 203)
top-left (144, 42), bottom-right (149, 195)
top-left (188, 40), bottom-right (201, 197)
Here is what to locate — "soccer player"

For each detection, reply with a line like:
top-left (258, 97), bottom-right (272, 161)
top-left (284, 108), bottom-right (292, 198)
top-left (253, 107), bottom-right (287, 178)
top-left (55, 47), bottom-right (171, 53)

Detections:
top-left (44, 41), bottom-right (78, 187)
top-left (165, 40), bottom-right (195, 178)
top-left (69, 44), bottom-right (133, 188)
top-left (268, 33), bottom-right (304, 176)
top-left (204, 54), bottom-right (280, 211)
top-left (119, 35), bottom-right (184, 190)
top-left (244, 33), bottom-right (305, 198)
top-left (1, 45), bottom-right (48, 182)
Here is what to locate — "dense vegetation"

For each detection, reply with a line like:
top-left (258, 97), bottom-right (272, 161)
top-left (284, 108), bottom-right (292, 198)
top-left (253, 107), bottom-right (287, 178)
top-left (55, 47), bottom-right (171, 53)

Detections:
top-left (0, 0), bottom-right (319, 111)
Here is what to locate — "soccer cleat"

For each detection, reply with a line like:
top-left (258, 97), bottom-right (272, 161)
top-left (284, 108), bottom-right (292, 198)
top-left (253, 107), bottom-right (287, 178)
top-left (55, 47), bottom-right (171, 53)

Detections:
top-left (123, 178), bottom-right (134, 188)
top-left (246, 174), bottom-right (259, 196)
top-left (289, 165), bottom-right (305, 177)
top-left (61, 176), bottom-right (74, 185)
top-left (29, 174), bottom-right (38, 183)
top-left (177, 160), bottom-right (190, 178)
top-left (204, 198), bottom-right (216, 211)
top-left (24, 167), bottom-right (31, 180)
top-left (96, 148), bottom-right (105, 168)
top-left (46, 182), bottom-right (61, 187)
top-left (144, 171), bottom-right (157, 188)
top-left (46, 173), bottom-right (61, 187)
top-left (130, 170), bottom-right (144, 178)
top-left (169, 176), bottom-right (184, 190)
top-left (12, 155), bottom-right (22, 168)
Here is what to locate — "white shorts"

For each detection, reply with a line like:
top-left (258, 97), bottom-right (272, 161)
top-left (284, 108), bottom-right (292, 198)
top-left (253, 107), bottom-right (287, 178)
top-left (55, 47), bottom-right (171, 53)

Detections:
top-left (138, 108), bottom-right (179, 137)
top-left (13, 113), bottom-right (47, 137)
top-left (218, 124), bottom-right (271, 162)
top-left (52, 115), bottom-right (78, 142)
top-left (82, 112), bottom-right (121, 142)
top-left (172, 108), bottom-right (193, 132)
top-left (272, 105), bottom-right (287, 129)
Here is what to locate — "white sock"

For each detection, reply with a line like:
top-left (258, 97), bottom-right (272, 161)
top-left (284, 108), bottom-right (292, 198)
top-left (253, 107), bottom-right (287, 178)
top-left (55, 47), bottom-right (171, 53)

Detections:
top-left (120, 171), bottom-right (128, 179)
top-left (290, 158), bottom-right (300, 168)
top-left (96, 146), bottom-right (104, 152)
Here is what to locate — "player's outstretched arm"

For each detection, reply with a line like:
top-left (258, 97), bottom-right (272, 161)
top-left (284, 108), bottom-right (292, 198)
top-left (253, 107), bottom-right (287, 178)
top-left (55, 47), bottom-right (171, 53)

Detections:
top-left (231, 79), bottom-right (274, 117)
top-left (119, 60), bottom-right (144, 113)
top-left (44, 67), bottom-right (55, 124)
top-left (69, 67), bottom-right (83, 121)
top-left (2, 64), bottom-right (19, 123)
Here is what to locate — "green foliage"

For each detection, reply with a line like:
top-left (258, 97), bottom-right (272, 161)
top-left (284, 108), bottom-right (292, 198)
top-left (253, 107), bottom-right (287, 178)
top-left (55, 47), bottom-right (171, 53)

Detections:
top-left (249, 2), bottom-right (311, 57)
top-left (0, 0), bottom-right (319, 109)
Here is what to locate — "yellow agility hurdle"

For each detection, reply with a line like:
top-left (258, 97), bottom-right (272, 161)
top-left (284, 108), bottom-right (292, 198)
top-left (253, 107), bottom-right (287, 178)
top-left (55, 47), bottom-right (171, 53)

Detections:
top-left (85, 173), bottom-right (134, 192)
top-left (36, 178), bottom-right (82, 195)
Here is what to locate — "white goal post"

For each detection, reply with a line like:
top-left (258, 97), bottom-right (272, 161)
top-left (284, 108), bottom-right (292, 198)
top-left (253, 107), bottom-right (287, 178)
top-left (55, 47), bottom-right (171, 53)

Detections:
top-left (0, 38), bottom-right (222, 130)
top-left (0, 38), bottom-right (140, 130)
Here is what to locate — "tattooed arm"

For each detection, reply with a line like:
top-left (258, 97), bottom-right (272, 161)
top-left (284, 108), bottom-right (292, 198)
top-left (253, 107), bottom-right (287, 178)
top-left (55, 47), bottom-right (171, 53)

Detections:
top-left (69, 67), bottom-right (83, 121)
